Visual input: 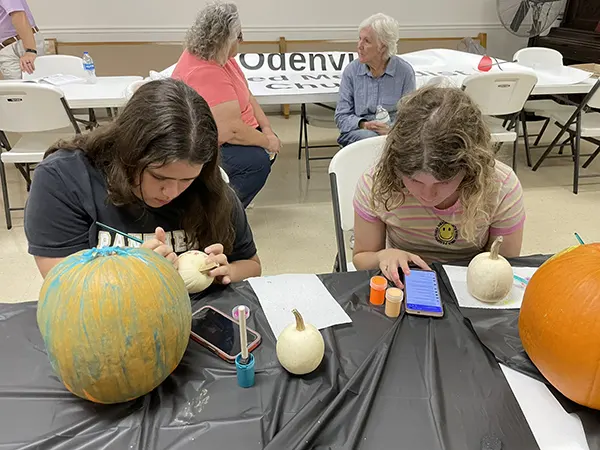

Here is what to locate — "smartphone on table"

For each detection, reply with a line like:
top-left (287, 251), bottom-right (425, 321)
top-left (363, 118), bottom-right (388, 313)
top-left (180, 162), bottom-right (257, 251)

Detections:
top-left (190, 305), bottom-right (261, 363)
top-left (404, 269), bottom-right (444, 318)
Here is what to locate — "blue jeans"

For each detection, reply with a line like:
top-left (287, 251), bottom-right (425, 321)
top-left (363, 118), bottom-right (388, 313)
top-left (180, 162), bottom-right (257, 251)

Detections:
top-left (220, 144), bottom-right (273, 208)
top-left (337, 129), bottom-right (379, 147)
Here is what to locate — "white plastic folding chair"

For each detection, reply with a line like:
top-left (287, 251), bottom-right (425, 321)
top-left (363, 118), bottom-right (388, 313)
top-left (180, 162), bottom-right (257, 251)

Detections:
top-left (22, 54), bottom-right (86, 80)
top-left (462, 72), bottom-right (538, 171)
top-left (513, 47), bottom-right (568, 146)
top-left (0, 82), bottom-right (81, 229)
top-left (299, 102), bottom-right (339, 179)
top-left (328, 135), bottom-right (386, 272)
top-left (219, 167), bottom-right (230, 184)
top-left (23, 54), bottom-right (103, 128)
top-left (532, 78), bottom-right (600, 194)
top-left (125, 79), bottom-right (150, 99)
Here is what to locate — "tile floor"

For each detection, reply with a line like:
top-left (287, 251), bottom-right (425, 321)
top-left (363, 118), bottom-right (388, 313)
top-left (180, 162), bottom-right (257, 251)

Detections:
top-left (1, 114), bottom-right (599, 303)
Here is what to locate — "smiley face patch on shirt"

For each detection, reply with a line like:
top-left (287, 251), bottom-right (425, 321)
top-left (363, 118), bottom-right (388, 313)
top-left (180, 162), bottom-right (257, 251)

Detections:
top-left (435, 221), bottom-right (458, 245)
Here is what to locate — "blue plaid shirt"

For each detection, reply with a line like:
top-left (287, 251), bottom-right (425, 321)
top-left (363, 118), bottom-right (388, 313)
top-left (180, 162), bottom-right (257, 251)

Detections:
top-left (334, 56), bottom-right (416, 133)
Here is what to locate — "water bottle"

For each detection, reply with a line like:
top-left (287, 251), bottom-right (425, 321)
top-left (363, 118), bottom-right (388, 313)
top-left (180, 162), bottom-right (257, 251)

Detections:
top-left (374, 105), bottom-right (390, 126)
top-left (82, 52), bottom-right (97, 84)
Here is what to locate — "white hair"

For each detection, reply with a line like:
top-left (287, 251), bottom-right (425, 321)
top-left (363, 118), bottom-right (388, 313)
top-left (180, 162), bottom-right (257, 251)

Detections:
top-left (185, 1), bottom-right (241, 64)
top-left (359, 13), bottom-right (400, 58)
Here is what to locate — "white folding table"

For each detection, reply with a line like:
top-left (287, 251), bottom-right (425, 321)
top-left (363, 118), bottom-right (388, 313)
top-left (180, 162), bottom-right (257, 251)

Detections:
top-left (0, 76), bottom-right (142, 109)
top-left (248, 49), bottom-right (596, 105)
top-left (58, 76), bottom-right (142, 109)
top-left (158, 49), bottom-right (596, 106)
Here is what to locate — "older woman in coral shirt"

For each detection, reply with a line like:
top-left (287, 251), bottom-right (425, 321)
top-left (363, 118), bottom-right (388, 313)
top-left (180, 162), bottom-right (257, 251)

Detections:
top-left (172, 1), bottom-right (281, 208)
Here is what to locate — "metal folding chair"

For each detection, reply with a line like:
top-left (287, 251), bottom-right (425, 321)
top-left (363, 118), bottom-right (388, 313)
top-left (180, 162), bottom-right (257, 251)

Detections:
top-left (298, 103), bottom-right (339, 179)
top-left (532, 78), bottom-right (600, 194)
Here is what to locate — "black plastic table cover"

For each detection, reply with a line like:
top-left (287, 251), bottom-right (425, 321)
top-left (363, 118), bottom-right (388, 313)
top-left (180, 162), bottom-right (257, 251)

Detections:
top-left (0, 268), bottom-right (540, 450)
top-left (436, 254), bottom-right (600, 450)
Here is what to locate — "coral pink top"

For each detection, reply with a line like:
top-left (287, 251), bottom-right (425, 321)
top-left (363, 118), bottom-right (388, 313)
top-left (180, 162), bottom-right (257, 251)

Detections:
top-left (172, 50), bottom-right (258, 129)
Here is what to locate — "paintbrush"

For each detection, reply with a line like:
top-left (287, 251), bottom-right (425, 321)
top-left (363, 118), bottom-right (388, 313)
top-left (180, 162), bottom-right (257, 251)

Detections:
top-left (96, 221), bottom-right (144, 244)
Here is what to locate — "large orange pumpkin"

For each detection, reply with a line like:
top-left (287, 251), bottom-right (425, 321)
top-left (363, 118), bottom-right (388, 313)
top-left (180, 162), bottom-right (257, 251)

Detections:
top-left (519, 243), bottom-right (600, 409)
top-left (37, 246), bottom-right (191, 404)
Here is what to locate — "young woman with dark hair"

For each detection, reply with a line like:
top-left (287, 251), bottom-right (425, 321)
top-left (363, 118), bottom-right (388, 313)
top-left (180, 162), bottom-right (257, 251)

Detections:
top-left (25, 78), bottom-right (261, 283)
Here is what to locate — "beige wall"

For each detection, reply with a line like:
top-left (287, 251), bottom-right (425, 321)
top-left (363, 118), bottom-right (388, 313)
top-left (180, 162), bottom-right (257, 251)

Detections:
top-left (56, 41), bottom-right (284, 76)
top-left (29, 0), bottom-right (528, 60)
top-left (56, 36), bottom-right (486, 77)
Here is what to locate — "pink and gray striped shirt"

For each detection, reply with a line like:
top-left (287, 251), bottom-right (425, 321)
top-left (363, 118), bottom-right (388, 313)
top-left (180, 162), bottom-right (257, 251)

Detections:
top-left (353, 160), bottom-right (525, 263)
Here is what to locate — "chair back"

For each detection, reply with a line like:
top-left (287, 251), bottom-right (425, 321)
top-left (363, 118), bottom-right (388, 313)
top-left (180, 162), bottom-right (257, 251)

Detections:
top-left (219, 167), bottom-right (230, 184)
top-left (22, 55), bottom-right (86, 80)
top-left (328, 135), bottom-right (386, 271)
top-left (0, 83), bottom-right (76, 133)
top-left (462, 72), bottom-right (538, 116)
top-left (125, 79), bottom-right (150, 99)
top-left (306, 103), bottom-right (337, 128)
top-left (584, 79), bottom-right (600, 110)
top-left (513, 47), bottom-right (563, 72)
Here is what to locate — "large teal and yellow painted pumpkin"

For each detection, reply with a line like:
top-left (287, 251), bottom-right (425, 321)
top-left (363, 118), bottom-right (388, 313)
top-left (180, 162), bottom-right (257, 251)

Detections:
top-left (37, 247), bottom-right (191, 404)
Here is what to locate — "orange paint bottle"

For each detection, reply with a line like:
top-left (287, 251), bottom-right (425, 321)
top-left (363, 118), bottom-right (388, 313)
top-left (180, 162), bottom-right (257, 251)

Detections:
top-left (369, 276), bottom-right (387, 305)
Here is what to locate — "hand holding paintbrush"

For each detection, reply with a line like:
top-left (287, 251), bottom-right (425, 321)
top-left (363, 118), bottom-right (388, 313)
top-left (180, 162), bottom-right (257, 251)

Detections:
top-left (96, 222), bottom-right (178, 266)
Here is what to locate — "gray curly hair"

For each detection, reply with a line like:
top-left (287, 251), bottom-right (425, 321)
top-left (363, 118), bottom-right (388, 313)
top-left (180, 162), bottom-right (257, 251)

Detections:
top-left (185, 1), bottom-right (241, 64)
top-left (359, 13), bottom-right (400, 58)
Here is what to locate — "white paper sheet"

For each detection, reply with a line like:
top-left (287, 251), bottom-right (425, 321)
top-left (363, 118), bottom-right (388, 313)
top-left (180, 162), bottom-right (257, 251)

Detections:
top-left (501, 365), bottom-right (589, 450)
top-left (38, 74), bottom-right (85, 86)
top-left (248, 274), bottom-right (352, 339)
top-left (442, 265), bottom-right (538, 309)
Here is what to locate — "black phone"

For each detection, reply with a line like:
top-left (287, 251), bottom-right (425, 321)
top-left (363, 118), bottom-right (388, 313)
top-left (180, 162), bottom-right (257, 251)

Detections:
top-left (190, 306), bottom-right (261, 363)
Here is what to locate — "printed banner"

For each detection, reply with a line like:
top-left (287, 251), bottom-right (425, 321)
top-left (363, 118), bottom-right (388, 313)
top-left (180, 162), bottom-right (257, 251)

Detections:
top-left (233, 50), bottom-right (477, 97)
top-left (158, 49), bottom-right (592, 100)
top-left (235, 52), bottom-right (351, 97)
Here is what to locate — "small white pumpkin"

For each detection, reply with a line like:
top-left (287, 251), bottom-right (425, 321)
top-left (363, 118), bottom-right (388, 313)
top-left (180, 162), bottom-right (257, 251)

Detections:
top-left (276, 309), bottom-right (325, 375)
top-left (177, 250), bottom-right (216, 294)
top-left (467, 236), bottom-right (514, 303)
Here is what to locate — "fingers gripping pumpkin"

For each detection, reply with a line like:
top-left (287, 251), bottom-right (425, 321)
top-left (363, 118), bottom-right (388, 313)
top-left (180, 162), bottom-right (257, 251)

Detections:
top-left (177, 250), bottom-right (216, 294)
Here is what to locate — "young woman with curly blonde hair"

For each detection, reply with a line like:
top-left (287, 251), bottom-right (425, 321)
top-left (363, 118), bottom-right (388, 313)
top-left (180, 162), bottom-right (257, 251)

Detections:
top-left (352, 86), bottom-right (525, 287)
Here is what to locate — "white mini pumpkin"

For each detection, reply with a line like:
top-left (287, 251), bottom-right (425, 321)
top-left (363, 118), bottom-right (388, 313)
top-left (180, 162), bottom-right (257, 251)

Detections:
top-left (466, 236), bottom-right (514, 303)
top-left (276, 309), bottom-right (325, 375)
top-left (177, 250), bottom-right (216, 294)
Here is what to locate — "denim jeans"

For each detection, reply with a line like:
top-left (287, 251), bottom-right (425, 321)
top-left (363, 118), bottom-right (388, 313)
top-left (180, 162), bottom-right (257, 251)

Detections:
top-left (220, 143), bottom-right (274, 208)
top-left (337, 129), bottom-right (379, 147)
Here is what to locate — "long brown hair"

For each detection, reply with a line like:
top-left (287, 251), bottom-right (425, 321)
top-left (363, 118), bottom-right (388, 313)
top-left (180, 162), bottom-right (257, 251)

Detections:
top-left (372, 85), bottom-right (498, 243)
top-left (46, 78), bottom-right (235, 252)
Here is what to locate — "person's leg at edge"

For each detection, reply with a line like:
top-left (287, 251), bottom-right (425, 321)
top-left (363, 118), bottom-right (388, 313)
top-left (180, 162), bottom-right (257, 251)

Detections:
top-left (0, 42), bottom-right (24, 80)
top-left (337, 129), bottom-right (379, 147)
top-left (220, 144), bottom-right (272, 208)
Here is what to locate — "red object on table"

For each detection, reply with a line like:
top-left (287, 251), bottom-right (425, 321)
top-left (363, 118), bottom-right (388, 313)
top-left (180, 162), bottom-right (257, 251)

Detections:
top-left (478, 55), bottom-right (493, 72)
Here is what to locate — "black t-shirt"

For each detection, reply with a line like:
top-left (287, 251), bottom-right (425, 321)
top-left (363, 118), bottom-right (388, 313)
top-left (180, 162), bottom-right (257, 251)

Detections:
top-left (25, 150), bottom-right (257, 262)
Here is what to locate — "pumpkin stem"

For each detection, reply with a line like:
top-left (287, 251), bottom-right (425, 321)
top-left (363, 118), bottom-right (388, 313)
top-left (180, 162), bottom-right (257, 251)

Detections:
top-left (490, 236), bottom-right (503, 260)
top-left (292, 309), bottom-right (305, 331)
